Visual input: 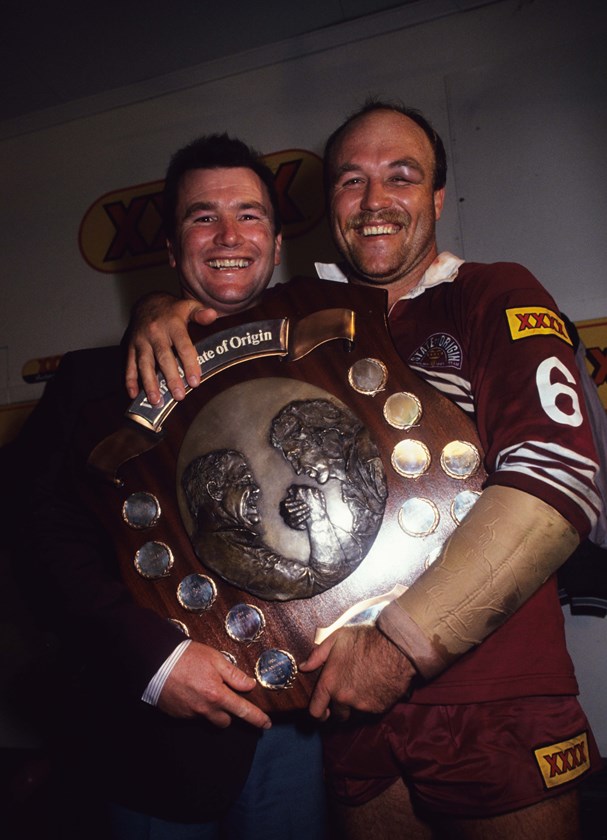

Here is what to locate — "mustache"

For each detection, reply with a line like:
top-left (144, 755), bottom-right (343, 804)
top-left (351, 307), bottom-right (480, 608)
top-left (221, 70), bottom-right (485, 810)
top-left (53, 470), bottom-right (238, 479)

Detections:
top-left (345, 210), bottom-right (410, 231)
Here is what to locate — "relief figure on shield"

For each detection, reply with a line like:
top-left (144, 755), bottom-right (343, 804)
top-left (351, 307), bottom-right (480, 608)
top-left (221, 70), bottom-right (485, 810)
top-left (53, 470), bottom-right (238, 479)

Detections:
top-left (271, 398), bottom-right (387, 560)
top-left (182, 448), bottom-right (365, 601)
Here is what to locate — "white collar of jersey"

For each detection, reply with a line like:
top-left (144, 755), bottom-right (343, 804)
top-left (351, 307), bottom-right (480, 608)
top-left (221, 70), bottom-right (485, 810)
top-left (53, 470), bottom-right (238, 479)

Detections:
top-left (314, 252), bottom-right (464, 311)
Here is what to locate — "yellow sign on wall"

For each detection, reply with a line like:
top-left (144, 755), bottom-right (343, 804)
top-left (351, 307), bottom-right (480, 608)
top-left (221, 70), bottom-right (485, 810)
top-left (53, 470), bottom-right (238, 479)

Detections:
top-left (577, 318), bottom-right (607, 410)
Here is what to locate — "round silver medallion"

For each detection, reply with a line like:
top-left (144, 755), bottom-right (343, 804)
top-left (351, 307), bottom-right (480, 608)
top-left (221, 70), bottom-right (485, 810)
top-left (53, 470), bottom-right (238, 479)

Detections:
top-left (123, 491), bottom-right (161, 529)
top-left (348, 358), bottom-right (388, 395)
top-left (225, 603), bottom-right (266, 643)
top-left (383, 392), bottom-right (422, 430)
top-left (440, 440), bottom-right (481, 479)
top-left (398, 497), bottom-right (440, 537)
top-left (255, 649), bottom-right (297, 689)
top-left (177, 573), bottom-right (217, 612)
top-left (391, 439), bottom-right (431, 478)
top-left (451, 489), bottom-right (482, 524)
top-left (134, 541), bottom-right (173, 579)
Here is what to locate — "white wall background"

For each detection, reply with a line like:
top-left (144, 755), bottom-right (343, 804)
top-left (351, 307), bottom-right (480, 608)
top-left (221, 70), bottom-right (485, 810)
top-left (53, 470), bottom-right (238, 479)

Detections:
top-left (1, 0), bottom-right (606, 404)
top-left (1, 0), bottom-right (607, 749)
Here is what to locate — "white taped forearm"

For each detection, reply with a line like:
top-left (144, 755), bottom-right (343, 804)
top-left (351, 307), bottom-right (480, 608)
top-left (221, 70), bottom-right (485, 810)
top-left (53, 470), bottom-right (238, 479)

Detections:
top-left (377, 485), bottom-right (579, 680)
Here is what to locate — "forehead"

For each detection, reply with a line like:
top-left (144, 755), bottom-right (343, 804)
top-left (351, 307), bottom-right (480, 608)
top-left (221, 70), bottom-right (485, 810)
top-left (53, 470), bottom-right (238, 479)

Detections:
top-left (177, 166), bottom-right (269, 206)
top-left (331, 110), bottom-right (435, 173)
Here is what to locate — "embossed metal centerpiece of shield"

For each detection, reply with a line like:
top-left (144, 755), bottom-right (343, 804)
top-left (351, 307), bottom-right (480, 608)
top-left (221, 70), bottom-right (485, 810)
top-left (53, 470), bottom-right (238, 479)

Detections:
top-left (177, 573), bottom-right (217, 611)
top-left (398, 497), bottom-right (440, 537)
top-left (255, 649), bottom-right (297, 689)
top-left (176, 378), bottom-right (386, 602)
top-left (391, 439), bottom-right (431, 478)
top-left (81, 278), bottom-right (491, 714)
top-left (348, 358), bottom-right (388, 395)
top-left (134, 541), bottom-right (174, 579)
top-left (225, 603), bottom-right (266, 643)
top-left (440, 440), bottom-right (481, 479)
top-left (451, 489), bottom-right (482, 524)
top-left (123, 491), bottom-right (161, 529)
top-left (383, 392), bottom-right (422, 430)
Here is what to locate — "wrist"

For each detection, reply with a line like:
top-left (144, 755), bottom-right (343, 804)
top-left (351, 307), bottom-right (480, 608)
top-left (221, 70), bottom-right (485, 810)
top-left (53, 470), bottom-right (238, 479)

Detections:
top-left (376, 601), bottom-right (443, 680)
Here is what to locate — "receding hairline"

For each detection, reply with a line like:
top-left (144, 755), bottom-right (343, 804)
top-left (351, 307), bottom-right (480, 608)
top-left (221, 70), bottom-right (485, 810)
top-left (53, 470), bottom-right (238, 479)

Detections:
top-left (323, 101), bottom-right (447, 192)
top-left (326, 108), bottom-right (434, 171)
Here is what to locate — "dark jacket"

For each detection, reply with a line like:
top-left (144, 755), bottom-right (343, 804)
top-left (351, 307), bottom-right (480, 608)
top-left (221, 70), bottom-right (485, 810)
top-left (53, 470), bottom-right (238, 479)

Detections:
top-left (13, 346), bottom-right (258, 822)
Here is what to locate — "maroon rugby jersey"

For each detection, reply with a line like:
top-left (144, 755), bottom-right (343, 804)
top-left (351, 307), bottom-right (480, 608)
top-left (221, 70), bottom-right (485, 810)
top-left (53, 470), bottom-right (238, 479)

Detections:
top-left (387, 260), bottom-right (600, 703)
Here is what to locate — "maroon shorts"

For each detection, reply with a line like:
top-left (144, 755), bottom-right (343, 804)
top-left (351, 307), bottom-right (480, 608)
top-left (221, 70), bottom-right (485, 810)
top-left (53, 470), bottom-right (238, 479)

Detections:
top-left (323, 696), bottom-right (602, 817)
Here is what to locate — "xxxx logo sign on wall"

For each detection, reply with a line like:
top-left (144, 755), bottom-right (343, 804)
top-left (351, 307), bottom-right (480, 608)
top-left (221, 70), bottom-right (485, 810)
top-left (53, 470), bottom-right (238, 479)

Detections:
top-left (262, 149), bottom-right (324, 238)
top-left (22, 355), bottom-right (64, 384)
top-left (79, 179), bottom-right (166, 274)
top-left (578, 317), bottom-right (607, 410)
top-left (79, 149), bottom-right (324, 274)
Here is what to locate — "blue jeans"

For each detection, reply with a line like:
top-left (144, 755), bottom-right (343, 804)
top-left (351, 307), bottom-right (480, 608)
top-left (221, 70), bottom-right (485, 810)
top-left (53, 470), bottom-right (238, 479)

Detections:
top-left (109, 722), bottom-right (326, 839)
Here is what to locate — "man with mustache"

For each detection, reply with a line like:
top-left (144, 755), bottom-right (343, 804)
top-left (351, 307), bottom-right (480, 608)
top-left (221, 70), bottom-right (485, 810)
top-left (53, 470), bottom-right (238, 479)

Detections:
top-left (126, 102), bottom-right (602, 839)
top-left (18, 133), bottom-right (327, 838)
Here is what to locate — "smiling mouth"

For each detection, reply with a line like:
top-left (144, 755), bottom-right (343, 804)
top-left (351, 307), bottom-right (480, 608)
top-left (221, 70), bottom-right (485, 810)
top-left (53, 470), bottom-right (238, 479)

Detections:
top-left (360, 223), bottom-right (400, 237)
top-left (207, 258), bottom-right (252, 269)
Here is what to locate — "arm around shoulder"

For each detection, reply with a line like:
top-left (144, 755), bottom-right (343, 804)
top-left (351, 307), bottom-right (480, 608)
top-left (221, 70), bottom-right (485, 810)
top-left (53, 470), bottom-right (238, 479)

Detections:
top-left (124, 292), bottom-right (220, 404)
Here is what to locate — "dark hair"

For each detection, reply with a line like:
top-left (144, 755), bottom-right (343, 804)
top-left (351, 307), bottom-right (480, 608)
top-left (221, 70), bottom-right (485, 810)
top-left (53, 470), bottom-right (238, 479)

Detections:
top-left (163, 133), bottom-right (281, 240)
top-left (323, 99), bottom-right (447, 193)
top-left (270, 399), bottom-right (361, 452)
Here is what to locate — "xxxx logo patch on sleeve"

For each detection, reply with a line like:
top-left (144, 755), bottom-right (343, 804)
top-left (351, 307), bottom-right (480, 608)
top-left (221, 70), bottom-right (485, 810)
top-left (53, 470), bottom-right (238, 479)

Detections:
top-left (506, 307), bottom-right (572, 345)
top-left (534, 731), bottom-right (591, 789)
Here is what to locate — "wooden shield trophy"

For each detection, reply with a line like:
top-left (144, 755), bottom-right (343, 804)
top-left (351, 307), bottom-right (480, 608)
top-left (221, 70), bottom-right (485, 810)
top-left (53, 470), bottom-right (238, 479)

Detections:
top-left (84, 278), bottom-right (486, 712)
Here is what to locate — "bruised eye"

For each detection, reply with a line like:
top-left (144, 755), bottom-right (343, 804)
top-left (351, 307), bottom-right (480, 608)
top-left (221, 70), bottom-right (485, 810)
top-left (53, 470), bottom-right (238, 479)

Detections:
top-left (390, 167), bottom-right (423, 185)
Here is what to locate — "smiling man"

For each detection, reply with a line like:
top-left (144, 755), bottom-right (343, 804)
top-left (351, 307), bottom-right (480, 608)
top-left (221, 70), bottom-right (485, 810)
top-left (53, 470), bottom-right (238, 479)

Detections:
top-left (126, 135), bottom-right (281, 401)
top-left (124, 136), bottom-right (284, 726)
top-left (20, 133), bottom-right (327, 839)
top-left (326, 107), bottom-right (444, 294)
top-left (305, 103), bottom-right (603, 840)
top-left (165, 164), bottom-right (281, 313)
top-left (125, 103), bottom-right (603, 839)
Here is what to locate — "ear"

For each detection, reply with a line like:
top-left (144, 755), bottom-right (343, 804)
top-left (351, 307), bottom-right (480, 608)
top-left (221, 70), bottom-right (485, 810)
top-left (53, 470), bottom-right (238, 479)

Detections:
top-left (206, 481), bottom-right (223, 502)
top-left (434, 187), bottom-right (445, 221)
top-left (166, 238), bottom-right (177, 269)
top-left (274, 232), bottom-right (283, 267)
